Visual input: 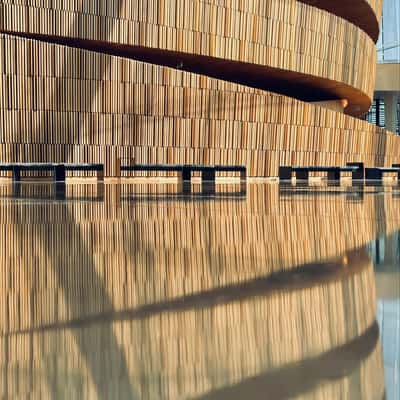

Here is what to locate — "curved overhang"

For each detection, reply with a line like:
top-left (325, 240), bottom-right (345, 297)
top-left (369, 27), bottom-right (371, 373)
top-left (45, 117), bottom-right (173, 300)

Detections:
top-left (1, 30), bottom-right (373, 117)
top-left (299, 0), bottom-right (382, 43)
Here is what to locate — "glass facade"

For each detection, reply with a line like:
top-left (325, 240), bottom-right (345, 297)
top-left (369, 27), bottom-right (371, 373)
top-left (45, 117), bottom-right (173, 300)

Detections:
top-left (368, 232), bottom-right (400, 400)
top-left (377, 0), bottom-right (400, 63)
top-left (366, 0), bottom-right (400, 133)
top-left (366, 99), bottom-right (400, 134)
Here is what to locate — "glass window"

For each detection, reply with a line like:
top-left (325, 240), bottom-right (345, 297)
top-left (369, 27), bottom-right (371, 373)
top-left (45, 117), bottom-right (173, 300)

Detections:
top-left (377, 0), bottom-right (400, 63)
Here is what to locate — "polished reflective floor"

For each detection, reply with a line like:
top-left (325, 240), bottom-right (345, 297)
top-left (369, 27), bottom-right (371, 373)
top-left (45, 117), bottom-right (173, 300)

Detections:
top-left (0, 181), bottom-right (399, 399)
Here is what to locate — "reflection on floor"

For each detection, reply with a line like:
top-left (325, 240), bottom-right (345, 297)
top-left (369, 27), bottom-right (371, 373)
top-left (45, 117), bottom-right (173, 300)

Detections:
top-left (372, 231), bottom-right (400, 400)
top-left (377, 297), bottom-right (400, 400)
top-left (0, 182), bottom-right (397, 399)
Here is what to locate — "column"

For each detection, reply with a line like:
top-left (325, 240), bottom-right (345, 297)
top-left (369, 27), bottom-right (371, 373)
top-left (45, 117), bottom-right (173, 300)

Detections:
top-left (384, 93), bottom-right (399, 133)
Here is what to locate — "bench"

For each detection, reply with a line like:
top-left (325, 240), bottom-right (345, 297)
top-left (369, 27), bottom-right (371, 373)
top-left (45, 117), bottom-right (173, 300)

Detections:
top-left (365, 164), bottom-right (400, 180)
top-left (120, 164), bottom-right (247, 182)
top-left (279, 162), bottom-right (364, 181)
top-left (0, 163), bottom-right (104, 182)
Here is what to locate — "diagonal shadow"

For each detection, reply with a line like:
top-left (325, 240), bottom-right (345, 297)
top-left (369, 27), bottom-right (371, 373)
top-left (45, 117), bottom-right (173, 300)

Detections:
top-left (3, 249), bottom-right (369, 336)
top-left (13, 202), bottom-right (139, 400)
top-left (193, 322), bottom-right (380, 400)
top-left (5, 0), bottom-right (140, 398)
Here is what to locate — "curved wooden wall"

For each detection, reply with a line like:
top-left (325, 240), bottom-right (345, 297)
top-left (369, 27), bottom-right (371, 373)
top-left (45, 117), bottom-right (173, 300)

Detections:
top-left (0, 0), bottom-right (377, 113)
top-left (300, 0), bottom-right (383, 42)
top-left (0, 0), bottom-right (397, 177)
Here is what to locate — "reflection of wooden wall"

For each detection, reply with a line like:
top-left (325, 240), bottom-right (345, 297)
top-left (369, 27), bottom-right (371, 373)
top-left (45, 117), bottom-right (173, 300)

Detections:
top-left (280, 344), bottom-right (384, 400)
top-left (0, 183), bottom-right (390, 399)
top-left (0, 330), bottom-right (385, 400)
top-left (1, 183), bottom-right (400, 333)
top-left (0, 260), bottom-right (380, 400)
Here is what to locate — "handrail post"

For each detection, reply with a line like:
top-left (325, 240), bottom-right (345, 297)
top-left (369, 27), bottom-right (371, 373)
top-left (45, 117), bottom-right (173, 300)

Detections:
top-left (327, 169), bottom-right (340, 181)
top-left (347, 162), bottom-right (364, 180)
top-left (279, 166), bottom-right (292, 180)
top-left (12, 166), bottom-right (21, 182)
top-left (97, 165), bottom-right (104, 181)
top-left (365, 168), bottom-right (383, 180)
top-left (296, 169), bottom-right (309, 181)
top-left (53, 164), bottom-right (66, 182)
top-left (201, 166), bottom-right (216, 182)
top-left (180, 165), bottom-right (192, 182)
top-left (240, 167), bottom-right (247, 180)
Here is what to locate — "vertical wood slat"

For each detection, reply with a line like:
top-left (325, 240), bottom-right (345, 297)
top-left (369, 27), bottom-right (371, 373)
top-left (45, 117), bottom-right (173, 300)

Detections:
top-left (0, 0), bottom-right (395, 178)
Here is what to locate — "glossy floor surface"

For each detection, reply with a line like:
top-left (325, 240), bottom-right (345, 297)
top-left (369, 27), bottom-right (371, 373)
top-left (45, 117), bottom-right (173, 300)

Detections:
top-left (0, 181), bottom-right (399, 399)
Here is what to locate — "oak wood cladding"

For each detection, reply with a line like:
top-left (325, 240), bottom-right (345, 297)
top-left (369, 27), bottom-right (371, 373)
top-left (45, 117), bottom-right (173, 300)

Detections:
top-left (0, 0), bottom-right (378, 113)
top-left (0, 0), bottom-right (396, 177)
top-left (0, 33), bottom-right (398, 177)
top-left (300, 0), bottom-right (382, 42)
